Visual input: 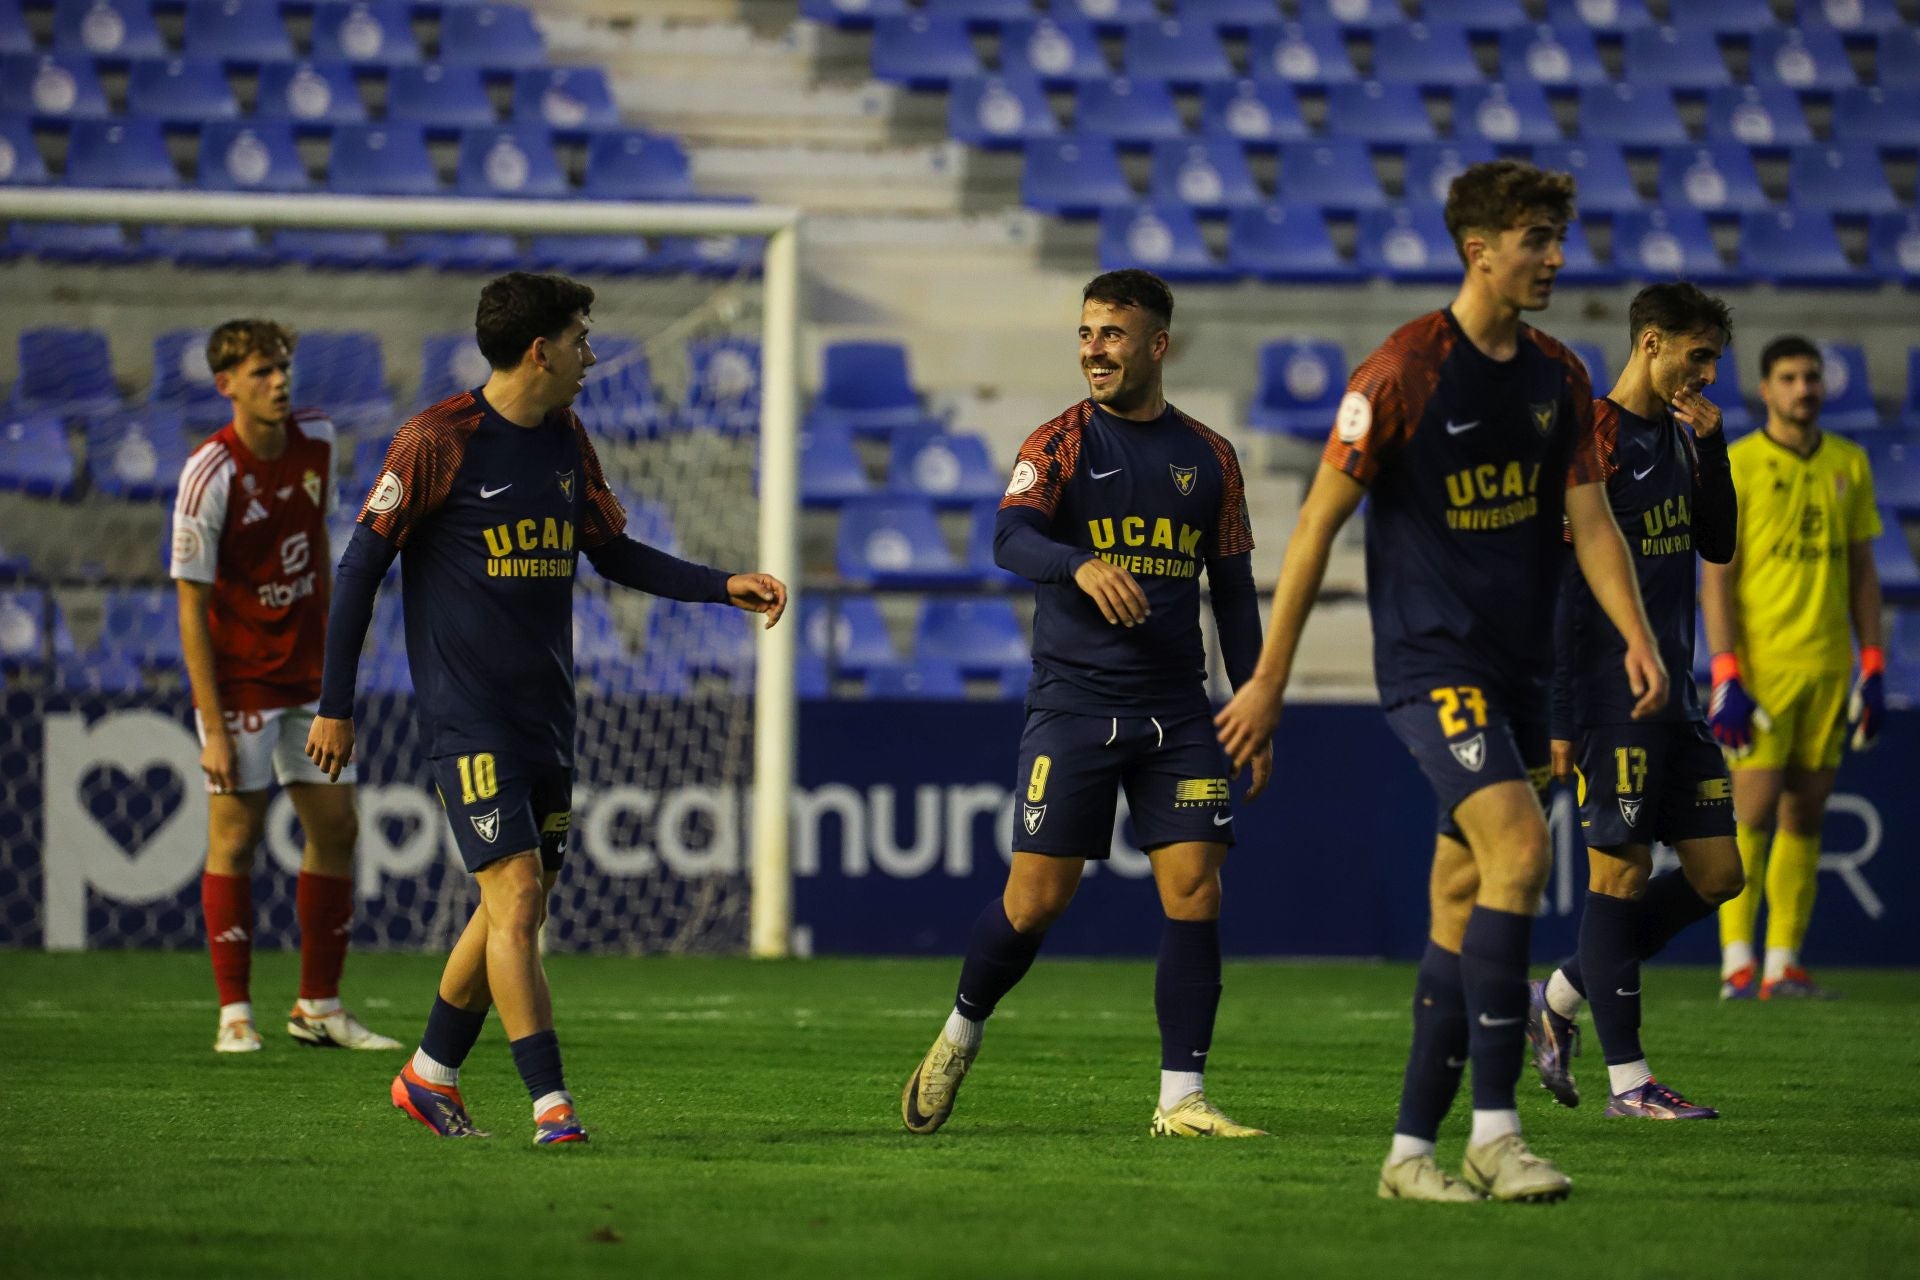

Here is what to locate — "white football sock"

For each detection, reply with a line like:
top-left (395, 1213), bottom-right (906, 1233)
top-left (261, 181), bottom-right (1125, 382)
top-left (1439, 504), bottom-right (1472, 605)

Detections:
top-left (1607, 1059), bottom-right (1653, 1095)
top-left (1469, 1109), bottom-right (1521, 1146)
top-left (533, 1090), bottom-right (572, 1120)
top-left (1545, 968), bottom-right (1585, 1019)
top-left (219, 1000), bottom-right (253, 1027)
top-left (1763, 946), bottom-right (1796, 982)
top-left (1721, 940), bottom-right (1754, 978)
top-left (1159, 1071), bottom-right (1204, 1113)
top-left (410, 1047), bottom-right (459, 1086)
top-left (1388, 1134), bottom-right (1436, 1164)
top-left (943, 1007), bottom-right (982, 1050)
top-left (296, 997), bottom-right (342, 1017)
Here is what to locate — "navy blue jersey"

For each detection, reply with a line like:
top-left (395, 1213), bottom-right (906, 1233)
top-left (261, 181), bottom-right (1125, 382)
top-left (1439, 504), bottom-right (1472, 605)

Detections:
top-left (1555, 397), bottom-right (1735, 729)
top-left (999, 401), bottom-right (1254, 717)
top-left (1323, 309), bottom-right (1599, 715)
top-left (357, 390), bottom-right (626, 765)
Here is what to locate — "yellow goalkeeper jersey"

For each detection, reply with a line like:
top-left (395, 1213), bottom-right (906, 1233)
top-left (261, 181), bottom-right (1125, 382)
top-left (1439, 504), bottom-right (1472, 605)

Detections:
top-left (1728, 429), bottom-right (1881, 674)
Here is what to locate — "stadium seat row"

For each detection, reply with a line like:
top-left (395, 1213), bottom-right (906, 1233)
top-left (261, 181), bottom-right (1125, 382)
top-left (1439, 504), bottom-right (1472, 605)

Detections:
top-left (0, 1), bottom-right (546, 69)
top-left (0, 56), bottom-right (615, 129)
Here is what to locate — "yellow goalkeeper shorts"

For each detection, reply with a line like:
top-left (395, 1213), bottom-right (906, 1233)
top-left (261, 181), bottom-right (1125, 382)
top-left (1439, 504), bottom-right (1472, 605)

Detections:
top-left (1733, 667), bottom-right (1850, 772)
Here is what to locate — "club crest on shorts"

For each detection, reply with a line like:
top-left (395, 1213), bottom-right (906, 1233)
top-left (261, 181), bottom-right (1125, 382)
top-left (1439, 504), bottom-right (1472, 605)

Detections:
top-left (556, 470), bottom-right (575, 501)
top-left (471, 809), bottom-right (501, 844)
top-left (1022, 803), bottom-right (1046, 836)
top-left (1449, 733), bottom-right (1487, 772)
top-left (1170, 464), bottom-right (1197, 496)
top-left (1619, 796), bottom-right (1644, 826)
top-left (1531, 402), bottom-right (1557, 436)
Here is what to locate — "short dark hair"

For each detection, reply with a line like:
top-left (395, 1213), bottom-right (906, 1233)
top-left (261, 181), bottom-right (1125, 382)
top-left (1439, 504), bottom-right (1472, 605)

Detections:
top-left (1082, 269), bottom-right (1174, 332)
top-left (475, 271), bottom-right (596, 370)
top-left (206, 319), bottom-right (295, 375)
top-left (1759, 334), bottom-right (1821, 378)
top-left (1627, 282), bottom-right (1733, 346)
top-left (1443, 160), bottom-right (1577, 264)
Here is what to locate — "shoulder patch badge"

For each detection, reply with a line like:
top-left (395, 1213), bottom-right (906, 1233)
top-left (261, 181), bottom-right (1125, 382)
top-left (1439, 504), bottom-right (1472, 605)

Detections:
top-left (1006, 459), bottom-right (1038, 496)
top-left (367, 471), bottom-right (405, 514)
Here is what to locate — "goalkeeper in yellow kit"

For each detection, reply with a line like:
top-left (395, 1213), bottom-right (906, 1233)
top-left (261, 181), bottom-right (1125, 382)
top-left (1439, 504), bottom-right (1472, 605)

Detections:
top-left (1699, 336), bottom-right (1886, 1001)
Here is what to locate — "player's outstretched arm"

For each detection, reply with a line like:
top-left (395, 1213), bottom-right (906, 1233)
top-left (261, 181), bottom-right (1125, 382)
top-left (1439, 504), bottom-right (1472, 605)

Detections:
top-left (1214, 461), bottom-right (1365, 769)
top-left (724, 572), bottom-right (788, 629)
top-left (1566, 481), bottom-right (1667, 720)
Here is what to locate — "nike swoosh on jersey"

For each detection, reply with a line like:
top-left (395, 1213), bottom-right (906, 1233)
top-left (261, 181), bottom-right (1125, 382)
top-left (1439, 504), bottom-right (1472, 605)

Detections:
top-left (1445, 420), bottom-right (1481, 435)
top-left (480, 484), bottom-right (512, 498)
top-left (1091, 468), bottom-right (1123, 479)
top-left (1632, 464), bottom-right (1656, 480)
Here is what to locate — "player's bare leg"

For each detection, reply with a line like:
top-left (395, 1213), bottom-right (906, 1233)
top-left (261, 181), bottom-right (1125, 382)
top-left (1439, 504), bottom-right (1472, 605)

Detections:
top-left (904, 853), bottom-right (1082, 1134)
top-left (1720, 766), bottom-right (1784, 997)
top-left (1762, 767), bottom-right (1839, 999)
top-left (204, 790), bottom-right (269, 1053)
top-left (283, 782), bottom-right (398, 1050)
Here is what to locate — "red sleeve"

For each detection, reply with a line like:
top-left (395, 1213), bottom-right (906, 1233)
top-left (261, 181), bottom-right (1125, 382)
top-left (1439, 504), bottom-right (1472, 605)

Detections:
top-left (999, 403), bottom-right (1087, 518)
top-left (359, 408), bottom-right (468, 548)
top-left (1589, 397), bottom-right (1621, 487)
top-left (1321, 315), bottom-right (1448, 486)
top-left (571, 415), bottom-right (627, 549)
top-left (1184, 417), bottom-right (1254, 557)
top-left (1560, 353), bottom-right (1601, 488)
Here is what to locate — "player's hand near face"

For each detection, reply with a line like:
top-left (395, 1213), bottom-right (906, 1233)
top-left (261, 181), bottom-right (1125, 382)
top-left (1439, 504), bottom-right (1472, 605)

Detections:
top-left (305, 714), bottom-right (356, 783)
top-left (1073, 557), bottom-right (1149, 627)
top-left (726, 572), bottom-right (788, 629)
top-left (1215, 675), bottom-right (1281, 774)
top-left (1243, 739), bottom-right (1273, 801)
top-left (1670, 385), bottom-right (1722, 438)
top-left (202, 724), bottom-right (238, 794)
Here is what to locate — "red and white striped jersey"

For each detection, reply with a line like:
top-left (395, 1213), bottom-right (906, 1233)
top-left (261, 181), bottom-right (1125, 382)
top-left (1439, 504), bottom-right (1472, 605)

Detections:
top-left (170, 408), bottom-right (337, 713)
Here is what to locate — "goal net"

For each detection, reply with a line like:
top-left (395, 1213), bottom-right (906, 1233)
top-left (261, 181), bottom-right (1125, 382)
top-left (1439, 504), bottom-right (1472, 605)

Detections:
top-left (0, 190), bottom-right (800, 958)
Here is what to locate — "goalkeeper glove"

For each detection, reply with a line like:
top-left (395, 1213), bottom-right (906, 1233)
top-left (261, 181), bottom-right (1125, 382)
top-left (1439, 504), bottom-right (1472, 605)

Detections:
top-left (1849, 646), bottom-right (1886, 753)
top-left (1708, 653), bottom-right (1768, 757)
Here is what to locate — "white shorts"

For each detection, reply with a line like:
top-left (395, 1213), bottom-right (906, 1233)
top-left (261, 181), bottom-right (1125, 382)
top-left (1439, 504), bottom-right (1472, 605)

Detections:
top-left (194, 701), bottom-right (358, 794)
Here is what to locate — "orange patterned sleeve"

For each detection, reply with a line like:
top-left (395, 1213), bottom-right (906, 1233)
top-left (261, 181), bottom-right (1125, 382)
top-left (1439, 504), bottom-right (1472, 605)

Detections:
top-left (570, 415), bottom-right (628, 549)
top-left (1588, 396), bottom-right (1622, 486)
top-left (1556, 344), bottom-right (1601, 487)
top-left (1184, 417), bottom-right (1254, 556)
top-left (1321, 313), bottom-right (1450, 486)
top-left (999, 403), bottom-right (1089, 518)
top-left (358, 399), bottom-right (479, 548)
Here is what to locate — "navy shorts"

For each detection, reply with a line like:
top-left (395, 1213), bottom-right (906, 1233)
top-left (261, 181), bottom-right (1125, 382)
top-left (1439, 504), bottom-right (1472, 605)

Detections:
top-left (1384, 685), bottom-right (1551, 841)
top-left (430, 750), bottom-right (573, 874)
top-left (1013, 709), bottom-right (1237, 859)
top-left (1577, 719), bottom-right (1734, 849)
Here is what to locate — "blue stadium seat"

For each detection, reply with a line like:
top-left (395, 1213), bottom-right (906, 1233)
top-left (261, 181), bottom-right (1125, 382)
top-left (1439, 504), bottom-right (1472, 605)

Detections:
top-left (1370, 23), bottom-right (1481, 87)
top-left (1556, 219), bottom-right (1622, 285)
top-left (643, 600), bottom-right (753, 680)
top-left (1325, 80), bottom-right (1435, 145)
top-left (149, 329), bottom-right (228, 423)
top-left (512, 67), bottom-right (617, 134)
top-left (1054, 0), bottom-right (1157, 28)
top-left (1226, 203), bottom-right (1360, 282)
top-left (1565, 341), bottom-right (1611, 391)
top-left (1831, 88), bottom-right (1920, 152)
top-left (1, 54), bottom-right (109, 119)
top-left (1073, 77), bottom-right (1184, 146)
top-left (182, 0), bottom-right (293, 63)
top-left (1665, 0), bottom-right (1775, 32)
top-left (801, 596), bottom-right (899, 677)
top-left (1875, 530), bottom-right (1920, 611)
top-left (1751, 28), bottom-right (1857, 92)
top-left (1246, 22), bottom-right (1357, 85)
top-left (1577, 83), bottom-right (1686, 148)
top-left (1741, 207), bottom-right (1861, 288)
top-left (1421, 0), bottom-right (1529, 27)
top-left (948, 75), bottom-right (1058, 148)
top-left (1789, 144), bottom-right (1898, 216)
top-left (916, 598), bottom-right (1027, 675)
top-left (255, 61), bottom-right (366, 126)
top-left (681, 336), bottom-right (761, 434)
top-left (65, 118), bottom-right (180, 188)
top-left (800, 0), bottom-right (909, 29)
top-left (1621, 26), bottom-right (1731, 90)
top-left (923, 0), bottom-right (1037, 24)
top-left (527, 234), bottom-right (651, 276)
top-left (1295, 0), bottom-right (1396, 23)
top-left (1181, 0), bottom-right (1286, 31)
top-left (572, 337), bottom-right (667, 441)
top-left (1875, 26), bottom-right (1920, 91)
top-left (1868, 440), bottom-right (1920, 515)
top-left (655, 233), bottom-right (764, 277)
top-left (1803, 0), bottom-right (1904, 32)
top-left (0, 414), bottom-right (76, 497)
top-left (1097, 203), bottom-right (1231, 282)
top-left (1452, 81), bottom-right (1560, 144)
top-left (311, 1), bottom-right (419, 65)
top-left (418, 332), bottom-right (493, 404)
top-left (102, 587), bottom-right (183, 668)
top-left (0, 591), bottom-right (74, 674)
top-left (966, 498), bottom-right (1022, 587)
top-left (583, 131), bottom-right (696, 200)
top-left (1868, 211), bottom-right (1920, 287)
top-left (1904, 350), bottom-right (1920, 428)
top-left (836, 497), bottom-right (976, 587)
top-left (1403, 140), bottom-right (1496, 205)
top-left (327, 123), bottom-right (439, 195)
top-left (800, 420), bottom-right (872, 506)
top-left (0, 0), bottom-right (32, 56)
top-left (455, 125), bottom-right (560, 197)
top-left (291, 331), bottom-right (394, 432)
top-left (1021, 136), bottom-right (1132, 217)
top-left (999, 17), bottom-right (1108, 85)
top-left (1355, 205), bottom-right (1458, 284)
top-left (816, 341), bottom-right (929, 436)
top-left (1702, 85), bottom-right (1812, 147)
top-left (1276, 138), bottom-right (1386, 211)
top-left (86, 409), bottom-right (190, 501)
top-left (1611, 206), bottom-right (1733, 283)
top-left (870, 14), bottom-right (979, 88)
top-left (889, 432), bottom-right (1000, 506)
top-left (1545, 0), bottom-right (1653, 28)
top-left (1148, 137), bottom-right (1261, 211)
top-left (1814, 341), bottom-right (1882, 432)
top-left (569, 592), bottom-right (630, 669)
top-left (10, 220), bottom-right (145, 264)
top-left (866, 660), bottom-right (968, 700)
top-left (1497, 25), bottom-right (1605, 88)
top-left (440, 4), bottom-right (546, 70)
top-left (1533, 141), bottom-right (1642, 213)
top-left (143, 223), bottom-right (279, 269)
top-left (127, 57), bottom-right (239, 124)
top-left (1701, 344), bottom-right (1753, 434)
top-left (619, 495), bottom-right (679, 555)
top-left (388, 63), bottom-right (495, 129)
top-left (1124, 20), bottom-right (1234, 85)
top-left (1656, 144), bottom-right (1769, 215)
top-left (53, 0), bottom-right (163, 58)
top-left (1248, 337), bottom-right (1346, 437)
top-left (1198, 80), bottom-right (1309, 146)
top-left (0, 116), bottom-right (48, 184)
top-left (198, 121), bottom-right (310, 192)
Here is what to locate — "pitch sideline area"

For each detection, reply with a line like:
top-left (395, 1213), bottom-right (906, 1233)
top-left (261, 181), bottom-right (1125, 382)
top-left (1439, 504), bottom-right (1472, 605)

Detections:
top-left (1, 953), bottom-right (1913, 1279)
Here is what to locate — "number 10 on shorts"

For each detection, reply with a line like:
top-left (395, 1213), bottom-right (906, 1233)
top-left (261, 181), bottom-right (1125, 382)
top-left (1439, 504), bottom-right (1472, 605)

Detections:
top-left (455, 752), bottom-right (498, 805)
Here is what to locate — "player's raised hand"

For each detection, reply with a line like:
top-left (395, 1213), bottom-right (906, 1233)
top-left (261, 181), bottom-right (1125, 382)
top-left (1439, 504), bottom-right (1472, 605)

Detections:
top-left (1244, 739), bottom-right (1274, 801)
top-left (1623, 639), bottom-right (1669, 720)
top-left (1072, 557), bottom-right (1149, 627)
top-left (201, 725), bottom-right (238, 795)
top-left (1215, 675), bottom-right (1282, 773)
top-left (1670, 385), bottom-right (1722, 438)
top-left (726, 572), bottom-right (788, 629)
top-left (304, 714), bottom-right (356, 783)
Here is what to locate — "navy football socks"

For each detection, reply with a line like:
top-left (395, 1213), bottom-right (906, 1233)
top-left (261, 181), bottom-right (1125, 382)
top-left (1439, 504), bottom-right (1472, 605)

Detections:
top-left (953, 898), bottom-right (1045, 1022)
top-left (1459, 906), bottom-right (1532, 1113)
top-left (1155, 918), bottom-right (1222, 1073)
top-left (1578, 892), bottom-right (1645, 1067)
top-left (1634, 868), bottom-right (1716, 957)
top-left (1393, 941), bottom-right (1469, 1142)
top-left (419, 994), bottom-right (487, 1072)
top-left (508, 1029), bottom-right (567, 1104)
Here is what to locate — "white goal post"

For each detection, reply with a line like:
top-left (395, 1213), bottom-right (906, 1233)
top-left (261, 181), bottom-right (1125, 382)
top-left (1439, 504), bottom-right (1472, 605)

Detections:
top-left (0, 187), bottom-right (803, 959)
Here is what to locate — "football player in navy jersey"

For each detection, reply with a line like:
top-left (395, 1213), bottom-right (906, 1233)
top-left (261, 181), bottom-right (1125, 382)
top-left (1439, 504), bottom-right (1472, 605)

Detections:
top-left (1216, 162), bottom-right (1668, 1202)
top-left (305, 273), bottom-right (786, 1145)
top-left (1529, 283), bottom-right (1743, 1121)
top-left (901, 270), bottom-right (1272, 1139)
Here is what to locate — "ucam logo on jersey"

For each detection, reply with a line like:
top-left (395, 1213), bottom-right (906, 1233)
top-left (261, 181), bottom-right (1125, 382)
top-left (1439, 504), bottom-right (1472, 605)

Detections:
top-left (1170, 464), bottom-right (1197, 496)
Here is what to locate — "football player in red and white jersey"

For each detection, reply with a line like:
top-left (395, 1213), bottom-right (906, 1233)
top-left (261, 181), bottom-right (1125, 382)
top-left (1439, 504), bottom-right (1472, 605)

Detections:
top-left (171, 319), bottom-right (399, 1054)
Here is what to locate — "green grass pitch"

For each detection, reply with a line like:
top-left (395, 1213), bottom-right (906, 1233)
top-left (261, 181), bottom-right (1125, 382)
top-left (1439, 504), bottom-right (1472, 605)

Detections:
top-left (1, 952), bottom-right (1915, 1279)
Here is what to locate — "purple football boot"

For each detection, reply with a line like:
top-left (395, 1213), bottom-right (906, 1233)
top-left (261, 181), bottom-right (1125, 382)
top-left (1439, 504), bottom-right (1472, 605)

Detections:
top-left (1605, 1079), bottom-right (1719, 1120)
top-left (1525, 978), bottom-right (1581, 1108)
